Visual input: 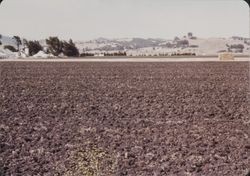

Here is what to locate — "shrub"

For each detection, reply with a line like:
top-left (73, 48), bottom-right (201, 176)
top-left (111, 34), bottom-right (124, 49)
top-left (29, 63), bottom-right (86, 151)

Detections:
top-left (4, 45), bottom-right (17, 52)
top-left (190, 45), bottom-right (198, 48)
top-left (218, 50), bottom-right (227, 53)
top-left (190, 36), bottom-right (197, 40)
top-left (61, 147), bottom-right (116, 176)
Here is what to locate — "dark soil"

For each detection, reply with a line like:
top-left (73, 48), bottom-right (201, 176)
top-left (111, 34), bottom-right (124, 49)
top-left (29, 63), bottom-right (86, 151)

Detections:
top-left (0, 62), bottom-right (249, 176)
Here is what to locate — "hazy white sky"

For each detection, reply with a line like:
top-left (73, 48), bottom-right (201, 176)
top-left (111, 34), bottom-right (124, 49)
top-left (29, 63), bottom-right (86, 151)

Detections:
top-left (0, 0), bottom-right (249, 40)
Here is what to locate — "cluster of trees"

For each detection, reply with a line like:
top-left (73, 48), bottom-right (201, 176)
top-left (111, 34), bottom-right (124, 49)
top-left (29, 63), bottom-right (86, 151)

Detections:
top-left (45, 37), bottom-right (79, 57)
top-left (227, 44), bottom-right (244, 53)
top-left (80, 53), bottom-right (95, 57)
top-left (165, 40), bottom-right (191, 49)
top-left (2, 35), bottom-right (43, 56)
top-left (23, 40), bottom-right (43, 56)
top-left (229, 44), bottom-right (244, 50)
top-left (98, 45), bottom-right (125, 51)
top-left (2, 35), bottom-right (80, 57)
top-left (104, 52), bottom-right (127, 56)
top-left (80, 52), bottom-right (127, 57)
top-left (140, 53), bottom-right (169, 57)
top-left (171, 53), bottom-right (196, 56)
top-left (62, 39), bottom-right (79, 57)
top-left (172, 37), bottom-right (190, 48)
top-left (2, 35), bottom-right (129, 58)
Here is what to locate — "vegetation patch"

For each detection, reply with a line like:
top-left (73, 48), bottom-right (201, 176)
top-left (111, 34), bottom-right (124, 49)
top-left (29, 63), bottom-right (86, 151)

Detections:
top-left (63, 147), bottom-right (117, 176)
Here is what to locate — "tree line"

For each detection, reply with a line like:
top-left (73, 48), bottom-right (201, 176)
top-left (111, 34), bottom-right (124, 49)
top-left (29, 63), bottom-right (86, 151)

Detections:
top-left (1, 36), bottom-right (128, 57)
top-left (2, 36), bottom-right (80, 57)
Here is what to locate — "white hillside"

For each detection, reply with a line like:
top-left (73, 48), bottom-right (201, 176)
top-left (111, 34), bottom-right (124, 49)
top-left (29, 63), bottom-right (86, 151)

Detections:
top-left (0, 35), bottom-right (17, 58)
top-left (75, 35), bottom-right (250, 56)
top-left (0, 47), bottom-right (16, 58)
top-left (188, 37), bottom-right (249, 55)
top-left (0, 35), bottom-right (17, 47)
top-left (0, 35), bottom-right (26, 58)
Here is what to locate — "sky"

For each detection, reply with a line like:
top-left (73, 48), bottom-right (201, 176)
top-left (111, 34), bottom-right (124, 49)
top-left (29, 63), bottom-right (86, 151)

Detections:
top-left (0, 0), bottom-right (249, 40)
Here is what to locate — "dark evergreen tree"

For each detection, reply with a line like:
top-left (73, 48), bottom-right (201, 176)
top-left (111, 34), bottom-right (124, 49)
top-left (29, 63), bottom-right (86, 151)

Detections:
top-left (62, 39), bottom-right (79, 57)
top-left (24, 39), bottom-right (43, 56)
top-left (13, 36), bottom-right (22, 55)
top-left (45, 37), bottom-right (63, 56)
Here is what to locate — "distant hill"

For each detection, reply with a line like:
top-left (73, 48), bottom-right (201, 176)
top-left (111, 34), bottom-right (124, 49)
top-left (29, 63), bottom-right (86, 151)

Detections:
top-left (75, 35), bottom-right (250, 56)
top-left (1, 33), bottom-right (249, 58)
top-left (0, 35), bottom-right (17, 47)
top-left (0, 35), bottom-right (17, 58)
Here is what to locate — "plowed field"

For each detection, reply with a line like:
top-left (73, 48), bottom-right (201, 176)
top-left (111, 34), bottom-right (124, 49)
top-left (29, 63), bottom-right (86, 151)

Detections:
top-left (0, 62), bottom-right (249, 176)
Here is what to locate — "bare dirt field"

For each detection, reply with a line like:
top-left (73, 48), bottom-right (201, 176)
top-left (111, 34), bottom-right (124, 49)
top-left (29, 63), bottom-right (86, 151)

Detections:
top-left (0, 62), bottom-right (249, 176)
